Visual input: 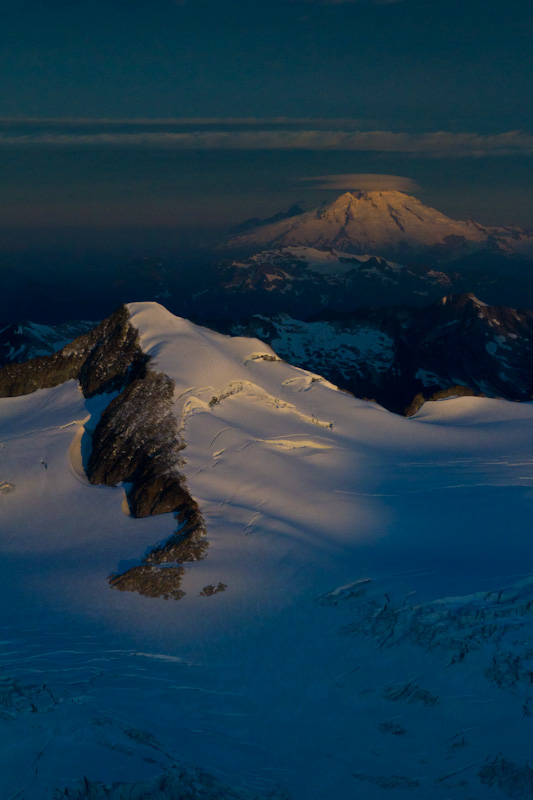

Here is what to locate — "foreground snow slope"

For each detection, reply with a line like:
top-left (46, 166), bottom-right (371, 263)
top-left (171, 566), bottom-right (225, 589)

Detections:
top-left (1, 301), bottom-right (532, 799)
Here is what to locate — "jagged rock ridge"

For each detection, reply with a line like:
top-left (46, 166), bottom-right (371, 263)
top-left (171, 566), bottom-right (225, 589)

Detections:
top-left (87, 370), bottom-right (188, 518)
top-left (0, 305), bottom-right (149, 399)
top-left (0, 319), bottom-right (95, 369)
top-left (0, 305), bottom-right (208, 599)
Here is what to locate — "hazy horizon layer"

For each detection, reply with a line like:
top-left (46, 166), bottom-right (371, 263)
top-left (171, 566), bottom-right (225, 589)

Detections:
top-left (1, 148), bottom-right (533, 253)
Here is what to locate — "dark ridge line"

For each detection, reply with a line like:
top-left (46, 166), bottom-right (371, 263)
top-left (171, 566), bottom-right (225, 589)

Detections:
top-left (404, 385), bottom-right (484, 417)
top-left (0, 305), bottom-right (149, 399)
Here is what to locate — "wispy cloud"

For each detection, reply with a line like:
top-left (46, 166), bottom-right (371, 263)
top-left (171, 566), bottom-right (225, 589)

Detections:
top-left (298, 173), bottom-right (421, 191)
top-left (0, 116), bottom-right (372, 129)
top-left (293, 0), bottom-right (406, 5)
top-left (0, 121), bottom-right (532, 157)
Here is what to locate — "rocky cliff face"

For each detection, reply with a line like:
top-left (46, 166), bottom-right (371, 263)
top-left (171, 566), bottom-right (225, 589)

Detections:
top-left (0, 319), bottom-right (95, 368)
top-left (109, 501), bottom-right (208, 601)
top-left (0, 305), bottom-right (148, 399)
top-left (0, 305), bottom-right (208, 599)
top-left (87, 370), bottom-right (188, 517)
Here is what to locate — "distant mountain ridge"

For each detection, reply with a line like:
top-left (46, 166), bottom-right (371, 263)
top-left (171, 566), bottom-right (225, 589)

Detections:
top-left (224, 292), bottom-right (533, 414)
top-left (229, 203), bottom-right (305, 235)
top-left (8, 293), bottom-right (532, 416)
top-left (211, 245), bottom-right (504, 318)
top-left (0, 319), bottom-right (96, 368)
top-left (224, 190), bottom-right (533, 264)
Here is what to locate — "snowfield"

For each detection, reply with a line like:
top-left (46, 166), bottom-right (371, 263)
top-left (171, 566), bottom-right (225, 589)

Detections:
top-left (1, 301), bottom-right (532, 799)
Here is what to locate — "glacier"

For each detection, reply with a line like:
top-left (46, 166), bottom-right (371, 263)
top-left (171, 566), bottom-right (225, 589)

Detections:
top-left (0, 302), bottom-right (532, 799)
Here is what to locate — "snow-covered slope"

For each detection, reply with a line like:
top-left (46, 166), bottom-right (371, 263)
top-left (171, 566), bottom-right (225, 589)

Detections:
top-left (225, 191), bottom-right (533, 263)
top-left (1, 301), bottom-right (533, 799)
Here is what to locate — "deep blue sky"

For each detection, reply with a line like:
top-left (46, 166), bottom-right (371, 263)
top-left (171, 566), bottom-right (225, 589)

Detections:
top-left (1, 0), bottom-right (532, 249)
top-left (3, 0), bottom-right (532, 128)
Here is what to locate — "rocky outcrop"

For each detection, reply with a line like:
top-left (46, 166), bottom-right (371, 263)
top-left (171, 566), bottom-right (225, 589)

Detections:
top-left (0, 304), bottom-right (210, 600)
top-left (109, 564), bottom-right (186, 601)
top-left (200, 582), bottom-right (227, 597)
top-left (105, 484), bottom-right (209, 601)
top-left (404, 385), bottom-right (480, 417)
top-left (143, 506), bottom-right (208, 564)
top-left (84, 357), bottom-right (213, 597)
top-left (0, 340), bottom-right (87, 397)
top-left (86, 369), bottom-right (187, 517)
top-left (78, 305), bottom-right (150, 398)
top-left (0, 305), bottom-right (148, 399)
top-left (0, 319), bottom-right (95, 369)
top-left (109, 505), bottom-right (209, 600)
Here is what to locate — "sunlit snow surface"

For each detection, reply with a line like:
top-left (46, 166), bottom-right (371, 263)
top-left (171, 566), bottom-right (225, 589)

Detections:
top-left (228, 190), bottom-right (533, 260)
top-left (1, 301), bottom-right (532, 799)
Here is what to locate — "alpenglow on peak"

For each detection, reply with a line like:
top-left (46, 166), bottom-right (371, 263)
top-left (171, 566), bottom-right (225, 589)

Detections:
top-left (225, 189), bottom-right (533, 263)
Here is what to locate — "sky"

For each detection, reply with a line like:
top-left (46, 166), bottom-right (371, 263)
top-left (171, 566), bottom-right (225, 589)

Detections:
top-left (0, 0), bottom-right (532, 253)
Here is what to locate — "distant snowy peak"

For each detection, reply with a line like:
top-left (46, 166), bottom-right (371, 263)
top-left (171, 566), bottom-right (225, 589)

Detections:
top-left (225, 190), bottom-right (533, 263)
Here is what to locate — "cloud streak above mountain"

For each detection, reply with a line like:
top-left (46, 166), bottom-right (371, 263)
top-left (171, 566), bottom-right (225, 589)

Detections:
top-left (297, 0), bottom-right (405, 4)
top-left (0, 117), bottom-right (372, 129)
top-left (298, 173), bottom-right (421, 191)
top-left (1, 122), bottom-right (533, 157)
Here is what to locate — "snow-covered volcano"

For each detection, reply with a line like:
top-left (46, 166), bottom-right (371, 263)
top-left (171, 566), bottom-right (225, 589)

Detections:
top-left (225, 190), bottom-right (533, 263)
top-left (1, 302), bottom-right (533, 799)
